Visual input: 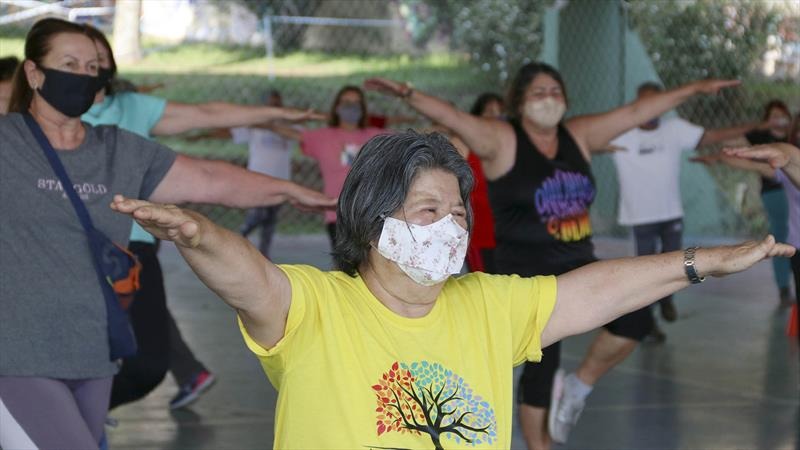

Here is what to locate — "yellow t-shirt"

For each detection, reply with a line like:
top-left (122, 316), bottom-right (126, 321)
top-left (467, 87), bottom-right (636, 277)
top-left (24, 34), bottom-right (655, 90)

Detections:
top-left (238, 264), bottom-right (557, 450)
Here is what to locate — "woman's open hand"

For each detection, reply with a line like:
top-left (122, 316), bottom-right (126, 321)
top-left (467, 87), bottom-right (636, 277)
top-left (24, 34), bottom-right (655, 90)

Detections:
top-left (281, 107), bottom-right (326, 122)
top-left (724, 144), bottom-right (795, 170)
top-left (692, 79), bottom-right (741, 95)
top-left (110, 195), bottom-right (201, 248)
top-left (697, 235), bottom-right (795, 279)
top-left (285, 183), bottom-right (338, 213)
top-left (364, 77), bottom-right (410, 98)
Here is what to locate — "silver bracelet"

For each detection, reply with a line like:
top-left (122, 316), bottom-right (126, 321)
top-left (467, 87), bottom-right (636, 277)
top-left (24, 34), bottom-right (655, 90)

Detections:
top-left (683, 247), bottom-right (705, 284)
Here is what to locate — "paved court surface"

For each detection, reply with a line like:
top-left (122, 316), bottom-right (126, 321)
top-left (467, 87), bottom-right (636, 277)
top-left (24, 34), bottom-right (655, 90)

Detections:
top-left (107, 234), bottom-right (799, 450)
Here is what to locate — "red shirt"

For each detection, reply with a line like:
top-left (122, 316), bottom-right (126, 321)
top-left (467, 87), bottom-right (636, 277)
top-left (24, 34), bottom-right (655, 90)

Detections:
top-left (467, 153), bottom-right (496, 249)
top-left (367, 115), bottom-right (388, 129)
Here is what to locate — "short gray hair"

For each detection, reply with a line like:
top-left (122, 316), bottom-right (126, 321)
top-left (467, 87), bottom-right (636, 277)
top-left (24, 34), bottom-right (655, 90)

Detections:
top-left (333, 131), bottom-right (474, 276)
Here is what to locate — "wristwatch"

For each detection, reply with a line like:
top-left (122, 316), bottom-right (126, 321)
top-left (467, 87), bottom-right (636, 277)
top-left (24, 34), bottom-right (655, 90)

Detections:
top-left (683, 247), bottom-right (705, 284)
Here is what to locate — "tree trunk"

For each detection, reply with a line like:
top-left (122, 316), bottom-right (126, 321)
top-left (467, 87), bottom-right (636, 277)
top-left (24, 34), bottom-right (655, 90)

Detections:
top-left (430, 433), bottom-right (443, 450)
top-left (112, 0), bottom-right (142, 64)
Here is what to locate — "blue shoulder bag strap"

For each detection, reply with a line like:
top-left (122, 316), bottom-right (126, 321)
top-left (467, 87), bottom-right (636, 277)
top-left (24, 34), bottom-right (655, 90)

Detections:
top-left (22, 113), bottom-right (97, 233)
top-left (22, 113), bottom-right (137, 360)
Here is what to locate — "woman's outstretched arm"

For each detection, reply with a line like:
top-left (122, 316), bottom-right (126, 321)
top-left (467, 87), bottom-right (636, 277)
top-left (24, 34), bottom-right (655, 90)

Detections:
top-left (542, 236), bottom-right (794, 347)
top-left (111, 196), bottom-right (291, 350)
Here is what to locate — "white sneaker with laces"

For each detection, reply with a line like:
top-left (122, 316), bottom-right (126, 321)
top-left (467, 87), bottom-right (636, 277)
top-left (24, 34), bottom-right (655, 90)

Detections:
top-left (548, 369), bottom-right (587, 444)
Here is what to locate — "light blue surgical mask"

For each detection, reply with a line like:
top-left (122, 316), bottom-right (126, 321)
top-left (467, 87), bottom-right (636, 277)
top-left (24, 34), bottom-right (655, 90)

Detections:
top-left (336, 103), bottom-right (363, 125)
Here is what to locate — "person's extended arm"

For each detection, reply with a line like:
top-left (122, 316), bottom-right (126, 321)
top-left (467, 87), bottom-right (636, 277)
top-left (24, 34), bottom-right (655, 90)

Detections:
top-left (383, 114), bottom-right (418, 126)
top-left (136, 82), bottom-right (165, 94)
top-left (151, 101), bottom-right (322, 136)
top-left (566, 79), bottom-right (740, 154)
top-left (364, 78), bottom-right (513, 162)
top-left (184, 128), bottom-right (233, 142)
top-left (110, 197), bottom-right (289, 348)
top-left (148, 154), bottom-right (336, 210)
top-left (697, 121), bottom-right (762, 147)
top-left (725, 143), bottom-right (800, 187)
top-left (719, 154), bottom-right (775, 178)
top-left (541, 236), bottom-right (794, 347)
top-left (259, 122), bottom-right (302, 141)
top-left (690, 152), bottom-right (775, 179)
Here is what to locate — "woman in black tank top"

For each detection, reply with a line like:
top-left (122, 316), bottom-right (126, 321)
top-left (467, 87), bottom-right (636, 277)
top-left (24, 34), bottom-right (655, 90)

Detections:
top-left (367, 67), bottom-right (739, 449)
top-left (490, 120), bottom-right (596, 277)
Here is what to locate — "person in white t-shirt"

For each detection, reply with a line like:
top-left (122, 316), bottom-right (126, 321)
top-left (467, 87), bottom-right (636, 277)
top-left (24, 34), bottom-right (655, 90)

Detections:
top-left (231, 90), bottom-right (296, 257)
top-left (609, 82), bottom-right (765, 337)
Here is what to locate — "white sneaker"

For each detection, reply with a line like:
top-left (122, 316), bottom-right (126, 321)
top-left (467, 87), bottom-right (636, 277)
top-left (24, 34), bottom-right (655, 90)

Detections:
top-left (548, 369), bottom-right (565, 441)
top-left (548, 370), bottom-right (586, 444)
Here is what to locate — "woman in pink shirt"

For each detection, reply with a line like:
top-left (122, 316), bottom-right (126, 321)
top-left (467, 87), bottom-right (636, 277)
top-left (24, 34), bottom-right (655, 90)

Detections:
top-left (270, 86), bottom-right (386, 247)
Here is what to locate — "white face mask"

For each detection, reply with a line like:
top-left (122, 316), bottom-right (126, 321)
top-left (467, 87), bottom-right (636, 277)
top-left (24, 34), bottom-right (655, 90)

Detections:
top-left (524, 97), bottom-right (566, 128)
top-left (773, 117), bottom-right (790, 128)
top-left (377, 214), bottom-right (469, 286)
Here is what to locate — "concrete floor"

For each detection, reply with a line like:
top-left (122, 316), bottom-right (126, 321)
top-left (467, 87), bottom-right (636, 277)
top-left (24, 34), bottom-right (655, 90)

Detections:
top-left (107, 234), bottom-right (799, 450)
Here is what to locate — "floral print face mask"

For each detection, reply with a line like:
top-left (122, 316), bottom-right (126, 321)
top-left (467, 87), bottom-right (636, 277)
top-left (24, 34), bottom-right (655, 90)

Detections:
top-left (376, 214), bottom-right (469, 286)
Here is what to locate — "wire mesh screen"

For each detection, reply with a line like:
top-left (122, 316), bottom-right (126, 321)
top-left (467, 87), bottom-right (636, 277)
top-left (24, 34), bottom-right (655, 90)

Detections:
top-left (2, 0), bottom-right (798, 237)
top-left (625, 0), bottom-right (799, 238)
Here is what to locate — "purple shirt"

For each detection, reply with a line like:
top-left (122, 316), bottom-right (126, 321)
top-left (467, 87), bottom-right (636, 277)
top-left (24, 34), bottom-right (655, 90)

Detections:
top-left (776, 170), bottom-right (800, 248)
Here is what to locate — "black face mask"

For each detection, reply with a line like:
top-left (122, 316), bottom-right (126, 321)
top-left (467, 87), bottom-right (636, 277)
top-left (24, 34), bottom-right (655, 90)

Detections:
top-left (36, 66), bottom-right (102, 117)
top-left (97, 68), bottom-right (114, 92)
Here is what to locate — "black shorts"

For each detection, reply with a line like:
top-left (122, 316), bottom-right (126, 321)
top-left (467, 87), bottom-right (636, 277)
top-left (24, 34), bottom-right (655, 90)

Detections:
top-left (516, 306), bottom-right (654, 408)
top-left (498, 253), bottom-right (595, 409)
top-left (603, 305), bottom-right (655, 341)
top-left (518, 342), bottom-right (560, 407)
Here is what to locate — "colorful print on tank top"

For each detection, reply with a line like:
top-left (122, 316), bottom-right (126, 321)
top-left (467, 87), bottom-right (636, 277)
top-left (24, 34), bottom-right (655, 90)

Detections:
top-left (534, 168), bottom-right (595, 242)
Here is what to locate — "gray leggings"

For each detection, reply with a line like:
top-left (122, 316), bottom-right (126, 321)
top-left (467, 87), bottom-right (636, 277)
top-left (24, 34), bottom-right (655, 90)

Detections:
top-left (0, 376), bottom-right (112, 450)
top-left (632, 218), bottom-right (683, 305)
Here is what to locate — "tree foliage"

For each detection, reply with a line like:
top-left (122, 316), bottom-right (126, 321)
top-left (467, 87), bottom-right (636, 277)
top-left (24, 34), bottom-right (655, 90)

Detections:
top-left (398, 0), bottom-right (549, 83)
top-left (626, 0), bottom-right (781, 85)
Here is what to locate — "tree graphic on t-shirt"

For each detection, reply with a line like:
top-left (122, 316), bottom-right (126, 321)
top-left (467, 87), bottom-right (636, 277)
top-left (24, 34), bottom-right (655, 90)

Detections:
top-left (372, 361), bottom-right (497, 449)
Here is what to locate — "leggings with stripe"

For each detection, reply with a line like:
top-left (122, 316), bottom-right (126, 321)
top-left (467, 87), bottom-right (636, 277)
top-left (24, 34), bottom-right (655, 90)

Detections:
top-left (0, 376), bottom-right (111, 450)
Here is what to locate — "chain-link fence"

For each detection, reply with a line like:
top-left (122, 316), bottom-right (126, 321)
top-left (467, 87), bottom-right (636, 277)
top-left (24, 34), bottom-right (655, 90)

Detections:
top-left (2, 0), bottom-right (798, 237)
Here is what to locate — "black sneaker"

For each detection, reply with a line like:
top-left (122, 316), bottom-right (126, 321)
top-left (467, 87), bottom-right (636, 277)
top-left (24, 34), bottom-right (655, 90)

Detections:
top-left (645, 323), bottom-right (667, 343)
top-left (660, 298), bottom-right (677, 322)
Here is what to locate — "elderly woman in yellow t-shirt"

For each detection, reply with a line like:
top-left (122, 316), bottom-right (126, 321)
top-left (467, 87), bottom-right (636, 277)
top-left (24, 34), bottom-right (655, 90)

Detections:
top-left (111, 131), bottom-right (793, 450)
